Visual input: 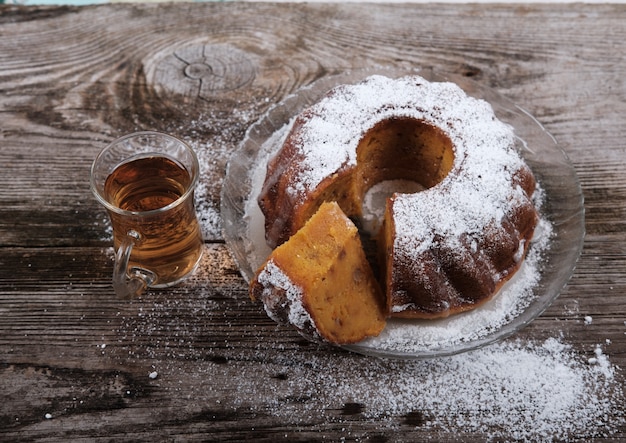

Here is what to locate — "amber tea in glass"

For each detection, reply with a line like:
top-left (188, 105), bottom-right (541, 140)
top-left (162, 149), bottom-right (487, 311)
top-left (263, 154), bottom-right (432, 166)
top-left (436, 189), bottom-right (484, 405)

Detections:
top-left (90, 132), bottom-right (204, 298)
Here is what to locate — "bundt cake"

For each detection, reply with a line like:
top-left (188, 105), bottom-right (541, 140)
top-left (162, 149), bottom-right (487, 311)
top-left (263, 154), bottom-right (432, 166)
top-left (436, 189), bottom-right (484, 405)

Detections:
top-left (256, 74), bottom-right (539, 323)
top-left (250, 201), bottom-right (386, 344)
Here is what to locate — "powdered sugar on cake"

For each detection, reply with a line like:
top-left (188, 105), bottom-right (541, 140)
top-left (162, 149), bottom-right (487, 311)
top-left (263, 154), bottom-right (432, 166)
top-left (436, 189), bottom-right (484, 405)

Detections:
top-left (255, 260), bottom-right (320, 341)
top-left (350, 213), bottom-right (553, 354)
top-left (284, 75), bottom-right (530, 261)
top-left (285, 75), bottom-right (522, 198)
top-left (392, 131), bottom-right (528, 263)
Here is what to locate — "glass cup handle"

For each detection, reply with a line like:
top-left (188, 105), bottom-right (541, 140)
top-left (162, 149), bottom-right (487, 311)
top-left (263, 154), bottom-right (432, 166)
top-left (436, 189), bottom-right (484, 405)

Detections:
top-left (113, 230), bottom-right (156, 298)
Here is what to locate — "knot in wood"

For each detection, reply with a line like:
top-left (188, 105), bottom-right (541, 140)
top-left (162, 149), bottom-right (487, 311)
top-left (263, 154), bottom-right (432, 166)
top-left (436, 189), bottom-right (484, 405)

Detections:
top-left (175, 43), bottom-right (255, 97)
top-left (184, 63), bottom-right (213, 80)
top-left (147, 42), bottom-right (256, 103)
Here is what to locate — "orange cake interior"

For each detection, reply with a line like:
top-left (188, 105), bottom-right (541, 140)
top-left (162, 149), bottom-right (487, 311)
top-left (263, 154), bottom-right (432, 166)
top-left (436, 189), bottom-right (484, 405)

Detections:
top-left (250, 201), bottom-right (386, 344)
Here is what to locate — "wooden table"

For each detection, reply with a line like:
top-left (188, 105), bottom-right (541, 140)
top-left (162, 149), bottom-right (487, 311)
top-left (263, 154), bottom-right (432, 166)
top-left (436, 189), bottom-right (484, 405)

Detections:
top-left (1, 3), bottom-right (625, 441)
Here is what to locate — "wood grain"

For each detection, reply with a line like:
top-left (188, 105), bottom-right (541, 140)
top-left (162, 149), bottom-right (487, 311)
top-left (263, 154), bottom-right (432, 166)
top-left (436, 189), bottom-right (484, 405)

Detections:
top-left (1, 2), bottom-right (625, 441)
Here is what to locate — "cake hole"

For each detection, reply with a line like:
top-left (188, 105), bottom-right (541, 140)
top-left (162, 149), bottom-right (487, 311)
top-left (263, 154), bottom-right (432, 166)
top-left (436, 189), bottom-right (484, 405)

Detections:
top-left (356, 117), bottom-right (454, 233)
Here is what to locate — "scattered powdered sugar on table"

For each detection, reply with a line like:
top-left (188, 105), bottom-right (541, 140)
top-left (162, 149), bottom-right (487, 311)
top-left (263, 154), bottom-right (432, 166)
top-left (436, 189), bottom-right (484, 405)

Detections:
top-left (227, 337), bottom-right (624, 441)
top-left (109, 223), bottom-right (623, 441)
top-left (112, 281), bottom-right (625, 441)
top-left (112, 282), bottom-right (626, 441)
top-left (187, 136), bottom-right (233, 240)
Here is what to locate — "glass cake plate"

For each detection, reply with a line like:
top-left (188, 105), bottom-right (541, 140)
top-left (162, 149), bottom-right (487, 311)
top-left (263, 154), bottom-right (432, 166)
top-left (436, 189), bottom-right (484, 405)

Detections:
top-left (220, 67), bottom-right (585, 359)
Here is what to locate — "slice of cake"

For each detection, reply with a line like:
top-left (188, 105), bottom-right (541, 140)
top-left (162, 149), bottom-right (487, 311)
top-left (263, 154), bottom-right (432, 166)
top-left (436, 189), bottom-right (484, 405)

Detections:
top-left (250, 201), bottom-right (386, 344)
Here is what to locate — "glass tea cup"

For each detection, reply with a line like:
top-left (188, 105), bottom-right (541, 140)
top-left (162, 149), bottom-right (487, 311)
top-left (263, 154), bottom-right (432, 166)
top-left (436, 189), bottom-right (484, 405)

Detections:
top-left (90, 132), bottom-right (204, 298)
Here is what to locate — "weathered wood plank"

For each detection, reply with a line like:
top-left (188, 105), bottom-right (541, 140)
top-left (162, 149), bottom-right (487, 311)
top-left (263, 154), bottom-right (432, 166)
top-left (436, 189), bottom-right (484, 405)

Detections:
top-left (1, 2), bottom-right (625, 441)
